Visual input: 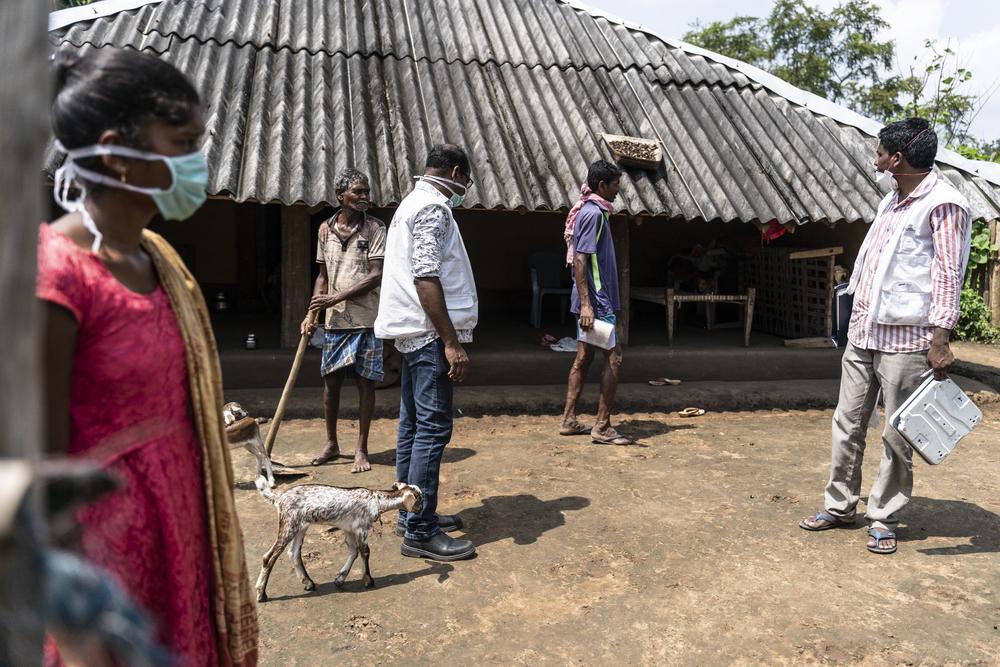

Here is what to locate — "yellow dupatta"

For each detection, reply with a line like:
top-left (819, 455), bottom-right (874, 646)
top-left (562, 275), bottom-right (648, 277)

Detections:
top-left (141, 230), bottom-right (258, 666)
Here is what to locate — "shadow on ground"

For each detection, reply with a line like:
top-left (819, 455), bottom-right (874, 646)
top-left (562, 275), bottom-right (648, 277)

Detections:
top-left (260, 560), bottom-right (456, 602)
top-left (460, 494), bottom-right (590, 546)
top-left (367, 446), bottom-right (477, 467)
top-left (616, 419), bottom-right (696, 439)
top-left (901, 497), bottom-right (1000, 555)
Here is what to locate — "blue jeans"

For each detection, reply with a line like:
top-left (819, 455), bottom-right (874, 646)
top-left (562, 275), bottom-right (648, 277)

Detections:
top-left (396, 338), bottom-right (454, 540)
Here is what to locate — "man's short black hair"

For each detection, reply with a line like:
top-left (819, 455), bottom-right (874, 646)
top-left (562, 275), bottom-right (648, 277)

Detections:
top-left (587, 159), bottom-right (622, 191)
top-left (425, 143), bottom-right (470, 176)
top-left (878, 117), bottom-right (937, 169)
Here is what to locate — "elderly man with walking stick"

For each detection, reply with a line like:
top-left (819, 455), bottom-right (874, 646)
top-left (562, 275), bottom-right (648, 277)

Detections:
top-left (303, 169), bottom-right (387, 473)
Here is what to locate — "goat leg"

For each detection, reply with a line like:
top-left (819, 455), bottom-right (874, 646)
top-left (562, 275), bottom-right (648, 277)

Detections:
top-left (289, 527), bottom-right (315, 592)
top-left (333, 533), bottom-right (359, 589)
top-left (360, 537), bottom-right (375, 589)
top-left (256, 516), bottom-right (294, 602)
top-left (245, 438), bottom-right (275, 488)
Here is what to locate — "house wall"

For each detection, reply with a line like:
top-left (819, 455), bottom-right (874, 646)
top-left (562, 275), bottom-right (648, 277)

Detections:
top-left (152, 200), bottom-right (874, 347)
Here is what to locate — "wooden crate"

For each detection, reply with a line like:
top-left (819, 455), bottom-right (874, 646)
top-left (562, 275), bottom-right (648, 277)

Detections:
top-left (738, 247), bottom-right (842, 339)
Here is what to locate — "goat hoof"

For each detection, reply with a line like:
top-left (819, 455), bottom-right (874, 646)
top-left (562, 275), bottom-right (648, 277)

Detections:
top-left (333, 577), bottom-right (345, 590)
top-left (363, 578), bottom-right (375, 589)
top-left (256, 591), bottom-right (268, 603)
top-left (303, 580), bottom-right (315, 592)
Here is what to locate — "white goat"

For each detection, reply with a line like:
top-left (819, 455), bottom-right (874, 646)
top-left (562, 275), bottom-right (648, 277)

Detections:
top-left (253, 477), bottom-right (422, 601)
top-left (222, 401), bottom-right (275, 488)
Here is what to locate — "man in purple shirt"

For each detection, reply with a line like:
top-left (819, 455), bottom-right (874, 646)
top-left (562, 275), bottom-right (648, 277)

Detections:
top-left (560, 160), bottom-right (632, 445)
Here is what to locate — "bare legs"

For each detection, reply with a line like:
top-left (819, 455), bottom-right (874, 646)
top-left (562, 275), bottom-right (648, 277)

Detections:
top-left (593, 344), bottom-right (623, 435)
top-left (311, 370), bottom-right (376, 472)
top-left (353, 376), bottom-right (375, 473)
top-left (561, 342), bottom-right (628, 442)
top-left (561, 343), bottom-right (595, 432)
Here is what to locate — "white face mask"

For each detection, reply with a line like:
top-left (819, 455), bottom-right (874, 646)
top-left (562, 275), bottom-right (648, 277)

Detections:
top-left (416, 175), bottom-right (468, 207)
top-left (874, 167), bottom-right (931, 193)
top-left (875, 169), bottom-right (897, 192)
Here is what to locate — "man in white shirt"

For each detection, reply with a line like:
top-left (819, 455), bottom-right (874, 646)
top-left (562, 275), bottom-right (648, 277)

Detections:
top-left (800, 118), bottom-right (972, 555)
top-left (375, 144), bottom-right (477, 562)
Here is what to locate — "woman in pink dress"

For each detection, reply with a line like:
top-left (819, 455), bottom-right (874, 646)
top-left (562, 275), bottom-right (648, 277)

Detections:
top-left (38, 49), bottom-right (257, 666)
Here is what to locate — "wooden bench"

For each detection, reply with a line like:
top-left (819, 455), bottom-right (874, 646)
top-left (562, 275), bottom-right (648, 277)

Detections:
top-left (632, 286), bottom-right (756, 347)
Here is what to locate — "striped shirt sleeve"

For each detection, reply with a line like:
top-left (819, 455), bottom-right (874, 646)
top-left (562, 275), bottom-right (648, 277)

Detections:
top-left (928, 202), bottom-right (971, 330)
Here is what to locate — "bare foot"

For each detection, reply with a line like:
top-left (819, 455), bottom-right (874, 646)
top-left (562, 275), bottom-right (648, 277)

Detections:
top-left (311, 440), bottom-right (340, 466)
top-left (351, 450), bottom-right (372, 473)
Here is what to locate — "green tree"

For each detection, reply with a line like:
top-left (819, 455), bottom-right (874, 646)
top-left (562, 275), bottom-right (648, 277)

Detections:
top-left (685, 0), bottom-right (900, 118)
top-left (895, 40), bottom-right (980, 146)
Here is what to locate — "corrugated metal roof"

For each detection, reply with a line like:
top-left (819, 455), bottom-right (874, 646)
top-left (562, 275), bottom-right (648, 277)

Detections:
top-left (49, 0), bottom-right (1000, 223)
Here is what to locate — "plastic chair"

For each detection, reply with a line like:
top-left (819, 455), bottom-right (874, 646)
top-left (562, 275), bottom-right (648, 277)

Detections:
top-left (529, 251), bottom-right (571, 328)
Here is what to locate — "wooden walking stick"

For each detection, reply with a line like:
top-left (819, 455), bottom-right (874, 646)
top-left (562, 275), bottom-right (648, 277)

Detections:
top-left (264, 310), bottom-right (318, 456)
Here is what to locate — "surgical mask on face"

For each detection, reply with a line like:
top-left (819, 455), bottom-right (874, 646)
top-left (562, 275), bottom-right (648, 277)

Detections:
top-left (875, 169), bottom-right (897, 191)
top-left (416, 175), bottom-right (468, 207)
top-left (874, 167), bottom-right (931, 193)
top-left (53, 141), bottom-right (209, 229)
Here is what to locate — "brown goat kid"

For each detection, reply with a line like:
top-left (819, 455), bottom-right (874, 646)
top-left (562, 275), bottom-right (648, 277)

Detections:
top-left (253, 478), bottom-right (422, 601)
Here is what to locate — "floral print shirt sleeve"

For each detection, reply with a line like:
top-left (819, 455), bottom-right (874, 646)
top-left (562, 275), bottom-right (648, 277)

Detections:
top-left (410, 204), bottom-right (451, 278)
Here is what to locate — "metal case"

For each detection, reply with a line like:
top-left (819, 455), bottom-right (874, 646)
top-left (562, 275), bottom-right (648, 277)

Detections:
top-left (889, 375), bottom-right (982, 465)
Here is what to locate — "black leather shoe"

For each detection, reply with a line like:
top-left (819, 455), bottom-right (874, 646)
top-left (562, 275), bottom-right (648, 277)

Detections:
top-left (395, 514), bottom-right (464, 537)
top-left (401, 532), bottom-right (476, 561)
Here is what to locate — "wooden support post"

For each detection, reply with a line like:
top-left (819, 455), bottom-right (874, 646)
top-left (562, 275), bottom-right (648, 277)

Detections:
top-left (280, 205), bottom-right (312, 349)
top-left (0, 0), bottom-right (46, 661)
top-left (614, 216), bottom-right (631, 346)
top-left (666, 288), bottom-right (675, 346)
top-left (990, 220), bottom-right (1000, 327)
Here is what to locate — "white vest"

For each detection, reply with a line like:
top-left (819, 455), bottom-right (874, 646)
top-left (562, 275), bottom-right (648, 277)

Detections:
top-left (374, 181), bottom-right (478, 339)
top-left (847, 172), bottom-right (971, 326)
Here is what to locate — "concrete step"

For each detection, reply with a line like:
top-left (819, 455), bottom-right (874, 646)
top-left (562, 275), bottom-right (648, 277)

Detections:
top-left (220, 342), bottom-right (845, 389)
top-left (223, 375), bottom-right (999, 422)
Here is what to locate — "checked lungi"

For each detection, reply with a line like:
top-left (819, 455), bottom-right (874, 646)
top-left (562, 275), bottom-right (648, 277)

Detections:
top-left (320, 330), bottom-right (384, 381)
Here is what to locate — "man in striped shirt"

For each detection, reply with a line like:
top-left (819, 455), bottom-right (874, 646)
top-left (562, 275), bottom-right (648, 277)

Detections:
top-left (800, 118), bottom-right (972, 555)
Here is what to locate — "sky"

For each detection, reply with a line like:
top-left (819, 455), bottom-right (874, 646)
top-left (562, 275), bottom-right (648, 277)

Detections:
top-left (587, 0), bottom-right (1000, 143)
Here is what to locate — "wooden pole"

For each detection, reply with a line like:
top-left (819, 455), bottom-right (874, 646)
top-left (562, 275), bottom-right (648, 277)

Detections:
top-left (264, 311), bottom-right (317, 456)
top-left (989, 220), bottom-right (1000, 327)
top-left (0, 0), bottom-right (47, 662)
top-left (280, 204), bottom-right (312, 348)
top-left (614, 215), bottom-right (631, 346)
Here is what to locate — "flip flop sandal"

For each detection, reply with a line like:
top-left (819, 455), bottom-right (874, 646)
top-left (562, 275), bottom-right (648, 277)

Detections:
top-left (591, 432), bottom-right (633, 446)
top-left (678, 407), bottom-right (706, 418)
top-left (867, 528), bottom-right (897, 554)
top-left (648, 377), bottom-right (682, 386)
top-left (559, 423), bottom-right (591, 436)
top-left (799, 510), bottom-right (855, 531)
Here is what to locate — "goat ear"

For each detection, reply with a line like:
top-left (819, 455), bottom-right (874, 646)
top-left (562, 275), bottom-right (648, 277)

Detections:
top-left (391, 481), bottom-right (405, 491)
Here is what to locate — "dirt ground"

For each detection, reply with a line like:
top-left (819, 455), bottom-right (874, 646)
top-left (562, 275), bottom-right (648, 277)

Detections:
top-left (234, 406), bottom-right (1000, 666)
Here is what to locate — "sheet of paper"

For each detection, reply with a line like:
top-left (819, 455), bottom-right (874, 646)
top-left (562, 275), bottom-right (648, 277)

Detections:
top-left (579, 318), bottom-right (616, 350)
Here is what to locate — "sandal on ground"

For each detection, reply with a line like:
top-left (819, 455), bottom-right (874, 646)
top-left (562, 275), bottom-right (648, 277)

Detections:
top-left (678, 407), bottom-right (706, 418)
top-left (866, 527), bottom-right (897, 555)
top-left (559, 421), bottom-right (591, 436)
top-left (648, 377), bottom-right (682, 386)
top-left (591, 429), bottom-right (633, 446)
top-left (799, 510), bottom-right (855, 531)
